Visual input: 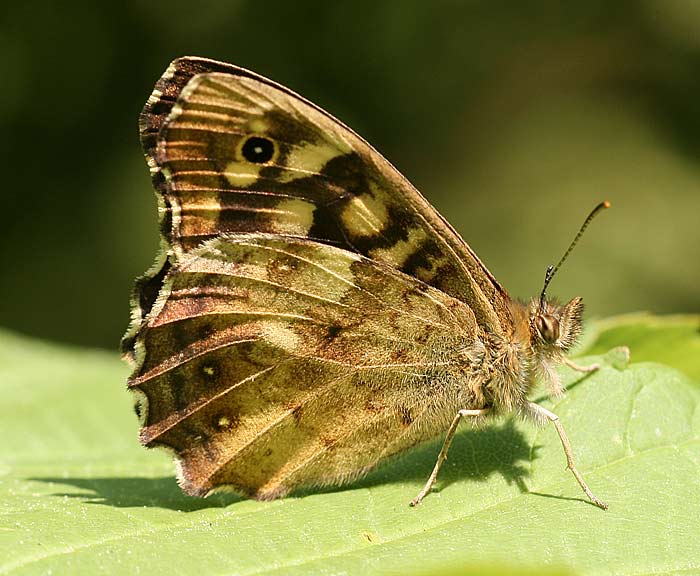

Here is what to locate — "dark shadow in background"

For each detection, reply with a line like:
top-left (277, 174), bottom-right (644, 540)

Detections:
top-left (4, 1), bottom-right (700, 349)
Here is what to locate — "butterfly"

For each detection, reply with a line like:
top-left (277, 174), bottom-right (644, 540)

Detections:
top-left (122, 56), bottom-right (609, 509)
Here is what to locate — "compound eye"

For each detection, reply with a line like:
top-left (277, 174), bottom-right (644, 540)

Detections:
top-left (536, 315), bottom-right (559, 344)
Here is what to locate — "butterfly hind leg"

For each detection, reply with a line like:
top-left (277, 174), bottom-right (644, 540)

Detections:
top-left (410, 408), bottom-right (489, 506)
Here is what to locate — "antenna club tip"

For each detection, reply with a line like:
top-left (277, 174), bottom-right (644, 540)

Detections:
top-left (602, 200), bottom-right (611, 209)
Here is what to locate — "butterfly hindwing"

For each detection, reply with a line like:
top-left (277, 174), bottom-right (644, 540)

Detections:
top-left (129, 235), bottom-right (482, 498)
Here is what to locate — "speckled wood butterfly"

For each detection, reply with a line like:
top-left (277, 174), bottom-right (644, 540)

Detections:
top-left (123, 57), bottom-right (609, 509)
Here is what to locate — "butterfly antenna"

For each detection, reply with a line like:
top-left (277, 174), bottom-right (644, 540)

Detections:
top-left (538, 200), bottom-right (611, 312)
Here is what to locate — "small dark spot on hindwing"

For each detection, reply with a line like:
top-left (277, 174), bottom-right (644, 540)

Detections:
top-left (399, 405), bottom-right (413, 426)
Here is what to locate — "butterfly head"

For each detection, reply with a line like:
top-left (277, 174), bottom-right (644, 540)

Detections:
top-left (530, 296), bottom-right (584, 354)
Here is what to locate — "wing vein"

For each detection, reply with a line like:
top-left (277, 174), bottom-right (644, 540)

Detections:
top-left (236, 241), bottom-right (455, 331)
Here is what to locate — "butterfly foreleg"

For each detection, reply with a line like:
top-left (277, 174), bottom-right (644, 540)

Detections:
top-left (527, 402), bottom-right (608, 510)
top-left (563, 357), bottom-right (600, 373)
top-left (410, 408), bottom-right (489, 507)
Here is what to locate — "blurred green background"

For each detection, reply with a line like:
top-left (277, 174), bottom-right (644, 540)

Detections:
top-left (2, 0), bottom-right (699, 350)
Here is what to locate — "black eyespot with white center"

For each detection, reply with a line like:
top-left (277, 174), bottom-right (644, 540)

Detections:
top-left (241, 136), bottom-right (275, 164)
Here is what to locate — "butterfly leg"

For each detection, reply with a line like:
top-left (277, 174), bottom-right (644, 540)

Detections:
top-left (563, 357), bottom-right (600, 373)
top-left (527, 402), bottom-right (608, 510)
top-left (410, 408), bottom-right (488, 507)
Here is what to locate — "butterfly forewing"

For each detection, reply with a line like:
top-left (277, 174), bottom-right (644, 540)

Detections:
top-left (136, 57), bottom-right (512, 339)
top-left (129, 235), bottom-right (482, 498)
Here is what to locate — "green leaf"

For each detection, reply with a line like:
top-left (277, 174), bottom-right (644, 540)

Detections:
top-left (2, 316), bottom-right (699, 575)
top-left (578, 313), bottom-right (700, 383)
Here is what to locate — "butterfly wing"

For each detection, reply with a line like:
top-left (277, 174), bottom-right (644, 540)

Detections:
top-left (127, 57), bottom-right (511, 353)
top-left (130, 235), bottom-right (481, 498)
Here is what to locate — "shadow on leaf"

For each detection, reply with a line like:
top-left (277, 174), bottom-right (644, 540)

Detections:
top-left (32, 418), bottom-right (564, 509)
top-left (28, 476), bottom-right (242, 510)
top-left (295, 418), bottom-right (537, 499)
